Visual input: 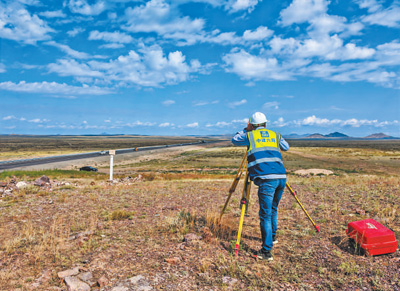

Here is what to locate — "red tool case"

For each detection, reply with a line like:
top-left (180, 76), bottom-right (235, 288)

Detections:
top-left (346, 219), bottom-right (398, 256)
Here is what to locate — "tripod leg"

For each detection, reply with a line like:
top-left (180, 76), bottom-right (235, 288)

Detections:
top-left (219, 152), bottom-right (247, 221)
top-left (235, 171), bottom-right (250, 257)
top-left (286, 183), bottom-right (320, 232)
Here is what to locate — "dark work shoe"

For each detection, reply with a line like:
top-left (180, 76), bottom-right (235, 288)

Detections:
top-left (255, 250), bottom-right (273, 261)
top-left (273, 235), bottom-right (278, 245)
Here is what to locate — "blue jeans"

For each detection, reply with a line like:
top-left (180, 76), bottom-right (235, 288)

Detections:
top-left (256, 178), bottom-right (286, 252)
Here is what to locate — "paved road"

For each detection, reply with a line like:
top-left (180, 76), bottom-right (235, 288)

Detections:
top-left (0, 141), bottom-right (213, 171)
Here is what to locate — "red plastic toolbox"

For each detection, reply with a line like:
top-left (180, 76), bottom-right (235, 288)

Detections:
top-left (346, 219), bottom-right (398, 256)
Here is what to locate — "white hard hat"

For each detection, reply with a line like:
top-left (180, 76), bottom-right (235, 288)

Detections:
top-left (249, 112), bottom-right (267, 125)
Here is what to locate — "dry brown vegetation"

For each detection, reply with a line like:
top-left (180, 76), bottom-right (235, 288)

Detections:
top-left (0, 140), bottom-right (399, 290)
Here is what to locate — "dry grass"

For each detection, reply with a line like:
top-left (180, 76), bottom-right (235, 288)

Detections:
top-left (0, 142), bottom-right (399, 290)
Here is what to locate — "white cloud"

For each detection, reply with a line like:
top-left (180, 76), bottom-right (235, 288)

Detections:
top-left (193, 100), bottom-right (219, 106)
top-left (223, 50), bottom-right (292, 81)
top-left (279, 0), bottom-right (329, 26)
top-left (67, 0), bottom-right (107, 16)
top-left (228, 98), bottom-right (247, 108)
top-left (67, 27), bottom-right (85, 37)
top-left (48, 59), bottom-right (103, 77)
top-left (362, 3), bottom-right (400, 28)
top-left (243, 26), bottom-right (273, 41)
top-left (293, 115), bottom-right (399, 128)
top-left (0, 63), bottom-right (5, 73)
top-left (39, 10), bottom-right (67, 18)
top-left (89, 30), bottom-right (133, 44)
top-left (100, 43), bottom-right (125, 49)
top-left (0, 81), bottom-right (113, 95)
top-left (355, 0), bottom-right (381, 13)
top-left (162, 100), bottom-right (175, 106)
top-left (159, 122), bottom-right (174, 127)
top-left (175, 0), bottom-right (261, 13)
top-left (2, 115), bottom-right (16, 120)
top-left (125, 121), bottom-right (157, 127)
top-left (124, 0), bottom-right (204, 42)
top-left (263, 101), bottom-right (279, 110)
top-left (29, 118), bottom-right (49, 123)
top-left (87, 44), bottom-right (204, 87)
top-left (44, 41), bottom-right (92, 59)
top-left (186, 122), bottom-right (199, 128)
top-left (0, 2), bottom-right (54, 44)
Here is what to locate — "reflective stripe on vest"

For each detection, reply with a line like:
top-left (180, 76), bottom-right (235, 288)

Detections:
top-left (247, 129), bottom-right (286, 180)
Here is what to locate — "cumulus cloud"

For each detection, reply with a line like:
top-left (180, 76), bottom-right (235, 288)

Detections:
top-left (66, 0), bottom-right (107, 16)
top-left (243, 26), bottom-right (273, 41)
top-left (223, 50), bottom-right (293, 81)
top-left (0, 2), bottom-right (54, 44)
top-left (279, 0), bottom-right (328, 26)
top-left (124, 0), bottom-right (204, 43)
top-left (293, 115), bottom-right (399, 128)
top-left (159, 122), bottom-right (175, 127)
top-left (176, 0), bottom-right (262, 13)
top-left (186, 122), bottom-right (199, 128)
top-left (361, 2), bottom-right (400, 27)
top-left (67, 27), bottom-right (85, 37)
top-left (60, 44), bottom-right (205, 87)
top-left (0, 81), bottom-right (113, 95)
top-left (89, 30), bottom-right (133, 44)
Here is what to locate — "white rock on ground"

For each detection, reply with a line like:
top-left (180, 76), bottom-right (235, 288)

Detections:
top-left (58, 267), bottom-right (80, 279)
top-left (64, 276), bottom-right (91, 291)
top-left (16, 181), bottom-right (28, 189)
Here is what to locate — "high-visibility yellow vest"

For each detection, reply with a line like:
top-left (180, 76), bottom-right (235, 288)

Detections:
top-left (247, 128), bottom-right (286, 180)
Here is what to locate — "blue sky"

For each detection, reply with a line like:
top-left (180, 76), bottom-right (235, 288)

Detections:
top-left (0, 0), bottom-right (399, 137)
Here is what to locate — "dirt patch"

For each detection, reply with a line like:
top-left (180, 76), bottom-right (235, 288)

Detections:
top-left (294, 168), bottom-right (334, 176)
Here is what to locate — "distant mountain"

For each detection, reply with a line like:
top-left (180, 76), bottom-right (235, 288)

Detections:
top-left (305, 133), bottom-right (326, 139)
top-left (325, 132), bottom-right (349, 138)
top-left (364, 133), bottom-right (396, 139)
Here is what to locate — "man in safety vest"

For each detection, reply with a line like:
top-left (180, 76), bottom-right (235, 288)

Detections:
top-left (232, 112), bottom-right (289, 261)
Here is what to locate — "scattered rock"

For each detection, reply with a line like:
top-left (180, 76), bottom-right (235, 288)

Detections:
top-left (90, 181), bottom-right (95, 186)
top-left (184, 233), bottom-right (202, 242)
top-left (64, 276), bottom-right (90, 291)
top-left (98, 275), bottom-right (108, 287)
top-left (108, 275), bottom-right (153, 291)
top-left (16, 181), bottom-right (28, 189)
top-left (355, 208), bottom-right (365, 215)
top-left (77, 271), bottom-right (93, 282)
top-left (3, 189), bottom-right (13, 197)
top-left (164, 257), bottom-right (181, 265)
top-left (0, 182), bottom-right (7, 187)
top-left (58, 267), bottom-right (80, 279)
top-left (294, 169), bottom-right (334, 176)
top-left (30, 269), bottom-right (51, 289)
top-left (34, 175), bottom-right (51, 186)
top-left (222, 276), bottom-right (238, 286)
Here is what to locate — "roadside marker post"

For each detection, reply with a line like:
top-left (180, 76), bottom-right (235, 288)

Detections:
top-left (109, 150), bottom-right (115, 181)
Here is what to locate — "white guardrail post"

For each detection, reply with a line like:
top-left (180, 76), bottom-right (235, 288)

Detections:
top-left (109, 150), bottom-right (115, 181)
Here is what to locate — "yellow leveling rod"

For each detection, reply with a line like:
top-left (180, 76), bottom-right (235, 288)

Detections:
top-left (234, 170), bottom-right (251, 257)
top-left (286, 183), bottom-right (320, 232)
top-left (219, 152), bottom-right (247, 221)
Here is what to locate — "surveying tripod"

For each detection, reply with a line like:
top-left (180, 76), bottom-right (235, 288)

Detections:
top-left (219, 152), bottom-right (320, 257)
